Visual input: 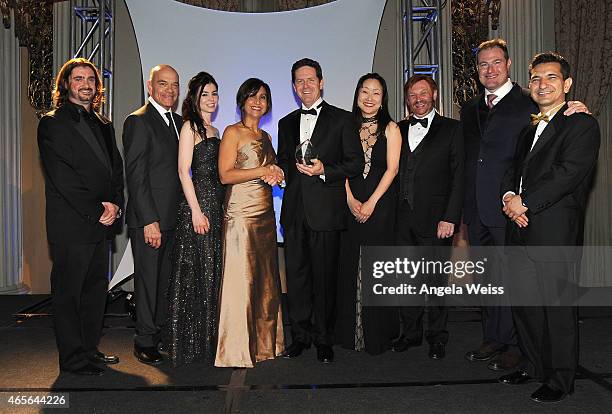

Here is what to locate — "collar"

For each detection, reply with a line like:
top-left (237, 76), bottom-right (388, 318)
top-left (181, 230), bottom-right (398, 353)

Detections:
top-left (412, 108), bottom-right (436, 123)
top-left (301, 97), bottom-right (324, 112)
top-left (65, 101), bottom-right (94, 122)
top-left (485, 78), bottom-right (513, 103)
top-left (148, 96), bottom-right (175, 123)
top-left (537, 101), bottom-right (566, 121)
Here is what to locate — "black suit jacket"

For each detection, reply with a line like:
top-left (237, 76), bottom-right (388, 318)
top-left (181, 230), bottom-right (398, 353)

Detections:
top-left (38, 103), bottom-right (124, 244)
top-left (461, 83), bottom-right (537, 227)
top-left (397, 114), bottom-right (464, 236)
top-left (502, 107), bottom-right (600, 258)
top-left (123, 102), bottom-right (182, 231)
top-left (277, 101), bottom-right (363, 231)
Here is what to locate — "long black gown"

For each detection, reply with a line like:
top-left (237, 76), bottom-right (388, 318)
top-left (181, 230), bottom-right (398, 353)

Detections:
top-left (166, 137), bottom-right (225, 366)
top-left (336, 131), bottom-right (398, 355)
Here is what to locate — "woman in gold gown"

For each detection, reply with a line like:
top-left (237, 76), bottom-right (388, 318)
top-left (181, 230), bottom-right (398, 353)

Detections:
top-left (215, 78), bottom-right (285, 368)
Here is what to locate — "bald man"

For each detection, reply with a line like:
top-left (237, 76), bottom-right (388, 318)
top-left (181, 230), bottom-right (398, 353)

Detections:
top-left (123, 65), bottom-right (182, 365)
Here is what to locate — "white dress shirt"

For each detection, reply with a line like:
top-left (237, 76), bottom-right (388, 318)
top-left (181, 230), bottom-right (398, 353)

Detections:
top-left (299, 97), bottom-right (324, 146)
top-left (484, 78), bottom-right (513, 107)
top-left (408, 109), bottom-right (436, 151)
top-left (148, 96), bottom-right (179, 139)
top-left (299, 97), bottom-right (325, 180)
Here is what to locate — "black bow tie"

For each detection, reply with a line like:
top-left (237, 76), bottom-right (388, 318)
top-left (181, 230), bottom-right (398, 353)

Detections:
top-left (409, 117), bottom-right (428, 128)
top-left (300, 108), bottom-right (318, 116)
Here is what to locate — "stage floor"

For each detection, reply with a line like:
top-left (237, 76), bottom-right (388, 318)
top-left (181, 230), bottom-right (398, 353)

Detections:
top-left (1, 295), bottom-right (611, 413)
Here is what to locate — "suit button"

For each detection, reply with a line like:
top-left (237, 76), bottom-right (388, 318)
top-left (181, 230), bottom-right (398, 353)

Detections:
top-left (478, 158), bottom-right (483, 163)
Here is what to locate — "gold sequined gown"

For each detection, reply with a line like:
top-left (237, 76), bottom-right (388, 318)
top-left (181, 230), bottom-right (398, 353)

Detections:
top-left (215, 132), bottom-right (284, 368)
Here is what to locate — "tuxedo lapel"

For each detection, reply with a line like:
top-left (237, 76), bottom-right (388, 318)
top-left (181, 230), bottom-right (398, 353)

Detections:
top-left (309, 102), bottom-right (329, 147)
top-left (72, 118), bottom-right (111, 171)
top-left (145, 103), bottom-right (175, 141)
top-left (474, 94), bottom-right (485, 139)
top-left (289, 110), bottom-right (301, 147)
top-left (412, 113), bottom-right (442, 154)
top-left (523, 104), bottom-right (567, 165)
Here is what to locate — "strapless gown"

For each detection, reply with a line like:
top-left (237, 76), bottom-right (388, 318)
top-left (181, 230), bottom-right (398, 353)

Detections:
top-left (166, 137), bottom-right (225, 366)
top-left (215, 132), bottom-right (284, 368)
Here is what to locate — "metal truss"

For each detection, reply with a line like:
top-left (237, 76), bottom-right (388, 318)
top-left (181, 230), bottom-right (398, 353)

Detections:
top-left (70, 0), bottom-right (114, 118)
top-left (401, 0), bottom-right (444, 114)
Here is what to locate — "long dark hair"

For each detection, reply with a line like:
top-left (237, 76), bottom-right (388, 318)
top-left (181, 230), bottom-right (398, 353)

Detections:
top-left (236, 78), bottom-right (272, 120)
top-left (352, 73), bottom-right (392, 137)
top-left (52, 58), bottom-right (105, 111)
top-left (181, 71), bottom-right (218, 139)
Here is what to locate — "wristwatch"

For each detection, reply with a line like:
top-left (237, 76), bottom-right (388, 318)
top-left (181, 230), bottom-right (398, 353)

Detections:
top-left (116, 208), bottom-right (123, 219)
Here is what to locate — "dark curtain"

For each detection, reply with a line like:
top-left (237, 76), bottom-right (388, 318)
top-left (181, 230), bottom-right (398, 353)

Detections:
top-left (555, 0), bottom-right (612, 286)
top-left (555, 0), bottom-right (612, 117)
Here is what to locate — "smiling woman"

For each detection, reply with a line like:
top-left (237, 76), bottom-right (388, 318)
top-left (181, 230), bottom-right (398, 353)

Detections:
top-left (215, 78), bottom-right (285, 368)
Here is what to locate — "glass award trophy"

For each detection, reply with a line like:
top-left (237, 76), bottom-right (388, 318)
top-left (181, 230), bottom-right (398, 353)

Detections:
top-left (295, 139), bottom-right (318, 166)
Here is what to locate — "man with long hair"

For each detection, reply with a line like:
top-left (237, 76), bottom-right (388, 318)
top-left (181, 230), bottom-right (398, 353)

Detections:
top-left (38, 58), bottom-right (124, 375)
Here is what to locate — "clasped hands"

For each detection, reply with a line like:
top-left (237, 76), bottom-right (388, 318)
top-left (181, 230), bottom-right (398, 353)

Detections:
top-left (99, 202), bottom-right (119, 226)
top-left (348, 197), bottom-right (376, 223)
top-left (261, 164), bottom-right (285, 186)
top-left (502, 193), bottom-right (529, 227)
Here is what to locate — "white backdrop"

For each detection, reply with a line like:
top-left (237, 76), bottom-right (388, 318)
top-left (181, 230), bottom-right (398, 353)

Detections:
top-left (111, 0), bottom-right (386, 288)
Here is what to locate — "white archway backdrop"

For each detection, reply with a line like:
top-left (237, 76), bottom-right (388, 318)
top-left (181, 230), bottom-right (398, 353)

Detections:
top-left (111, 0), bottom-right (386, 289)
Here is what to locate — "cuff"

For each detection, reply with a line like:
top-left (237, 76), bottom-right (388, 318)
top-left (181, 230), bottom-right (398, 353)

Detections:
top-left (502, 191), bottom-right (516, 206)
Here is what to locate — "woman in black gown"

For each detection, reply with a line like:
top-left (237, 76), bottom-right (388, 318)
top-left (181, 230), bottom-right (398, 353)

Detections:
top-left (336, 73), bottom-right (402, 354)
top-left (166, 72), bottom-right (225, 366)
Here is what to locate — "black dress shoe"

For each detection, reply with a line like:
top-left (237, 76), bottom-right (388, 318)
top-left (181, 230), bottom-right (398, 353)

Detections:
top-left (530, 384), bottom-right (567, 403)
top-left (465, 343), bottom-right (506, 362)
top-left (498, 370), bottom-right (532, 385)
top-left (134, 345), bottom-right (163, 365)
top-left (316, 344), bottom-right (334, 363)
top-left (62, 362), bottom-right (105, 376)
top-left (391, 336), bottom-right (422, 352)
top-left (90, 351), bottom-right (120, 365)
top-left (428, 342), bottom-right (446, 359)
top-left (487, 351), bottom-right (520, 371)
top-left (282, 341), bottom-right (309, 359)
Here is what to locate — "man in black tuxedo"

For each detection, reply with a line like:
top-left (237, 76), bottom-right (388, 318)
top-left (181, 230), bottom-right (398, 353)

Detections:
top-left (123, 64), bottom-right (182, 365)
top-left (498, 52), bottom-right (600, 403)
top-left (461, 39), bottom-right (587, 371)
top-left (278, 58), bottom-right (363, 363)
top-left (38, 58), bottom-right (124, 375)
top-left (393, 75), bottom-right (464, 359)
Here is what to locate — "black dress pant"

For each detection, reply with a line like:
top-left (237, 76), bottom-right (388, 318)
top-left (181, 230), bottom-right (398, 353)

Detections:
top-left (467, 214), bottom-right (518, 352)
top-left (508, 247), bottom-right (578, 393)
top-left (129, 228), bottom-right (175, 348)
top-left (50, 241), bottom-right (108, 370)
top-left (284, 206), bottom-right (340, 346)
top-left (395, 201), bottom-right (449, 345)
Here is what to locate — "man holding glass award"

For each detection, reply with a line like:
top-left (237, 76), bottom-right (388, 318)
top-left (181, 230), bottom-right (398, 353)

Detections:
top-left (277, 58), bottom-right (363, 364)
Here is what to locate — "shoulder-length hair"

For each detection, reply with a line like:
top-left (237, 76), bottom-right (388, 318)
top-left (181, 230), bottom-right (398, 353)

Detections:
top-left (181, 71), bottom-right (218, 139)
top-left (236, 78), bottom-right (272, 120)
top-left (352, 73), bottom-right (393, 136)
top-left (52, 58), bottom-right (105, 112)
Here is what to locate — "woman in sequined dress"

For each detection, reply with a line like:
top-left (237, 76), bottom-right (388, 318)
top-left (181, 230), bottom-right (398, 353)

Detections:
top-left (336, 73), bottom-right (402, 355)
top-left (166, 72), bottom-right (225, 366)
top-left (215, 78), bottom-right (285, 368)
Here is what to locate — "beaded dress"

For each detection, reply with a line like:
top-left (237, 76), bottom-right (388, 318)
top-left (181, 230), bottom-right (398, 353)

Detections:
top-left (166, 136), bottom-right (225, 366)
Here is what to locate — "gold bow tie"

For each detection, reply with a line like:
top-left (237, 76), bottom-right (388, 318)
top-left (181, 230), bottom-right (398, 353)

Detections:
top-left (530, 113), bottom-right (550, 125)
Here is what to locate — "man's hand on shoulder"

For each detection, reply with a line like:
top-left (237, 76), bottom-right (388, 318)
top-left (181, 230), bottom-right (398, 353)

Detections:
top-left (564, 100), bottom-right (591, 116)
